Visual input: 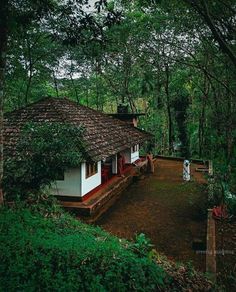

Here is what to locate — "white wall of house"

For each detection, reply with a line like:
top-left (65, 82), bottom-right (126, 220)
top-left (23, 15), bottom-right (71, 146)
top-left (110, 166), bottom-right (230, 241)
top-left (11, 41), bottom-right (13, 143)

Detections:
top-left (51, 146), bottom-right (139, 198)
top-left (81, 161), bottom-right (101, 196)
top-left (51, 168), bottom-right (81, 197)
top-left (121, 145), bottom-right (139, 164)
top-left (131, 144), bottom-right (139, 163)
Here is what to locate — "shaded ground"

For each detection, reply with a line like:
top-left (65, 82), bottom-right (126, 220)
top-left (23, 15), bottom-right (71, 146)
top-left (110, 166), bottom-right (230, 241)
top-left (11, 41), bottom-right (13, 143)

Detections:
top-left (96, 158), bottom-right (208, 271)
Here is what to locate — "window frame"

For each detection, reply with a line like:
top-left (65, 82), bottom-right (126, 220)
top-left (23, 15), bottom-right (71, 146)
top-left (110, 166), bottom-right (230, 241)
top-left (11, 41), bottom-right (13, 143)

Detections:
top-left (86, 161), bottom-right (98, 178)
top-left (131, 144), bottom-right (139, 153)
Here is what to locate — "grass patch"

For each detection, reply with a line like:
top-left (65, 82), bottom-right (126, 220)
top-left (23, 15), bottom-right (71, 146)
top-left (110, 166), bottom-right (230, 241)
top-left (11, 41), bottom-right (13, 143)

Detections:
top-left (0, 206), bottom-right (168, 291)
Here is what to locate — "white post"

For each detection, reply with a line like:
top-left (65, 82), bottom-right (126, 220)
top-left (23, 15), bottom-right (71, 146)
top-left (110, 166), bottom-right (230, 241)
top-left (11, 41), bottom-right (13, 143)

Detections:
top-left (183, 160), bottom-right (190, 181)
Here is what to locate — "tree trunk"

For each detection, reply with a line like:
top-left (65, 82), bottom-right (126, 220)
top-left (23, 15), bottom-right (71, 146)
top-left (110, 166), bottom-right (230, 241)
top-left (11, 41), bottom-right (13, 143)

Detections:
top-left (0, 0), bottom-right (8, 205)
top-left (128, 95), bottom-right (137, 113)
top-left (69, 58), bottom-right (79, 103)
top-left (69, 73), bottom-right (79, 103)
top-left (95, 72), bottom-right (99, 110)
top-left (226, 84), bottom-right (234, 164)
top-left (199, 73), bottom-right (209, 158)
top-left (164, 64), bottom-right (173, 154)
top-left (198, 96), bottom-right (206, 158)
top-left (86, 87), bottom-right (89, 107)
top-left (122, 49), bottom-right (132, 105)
top-left (25, 73), bottom-right (32, 105)
top-left (25, 36), bottom-right (33, 104)
top-left (53, 71), bottom-right (59, 98)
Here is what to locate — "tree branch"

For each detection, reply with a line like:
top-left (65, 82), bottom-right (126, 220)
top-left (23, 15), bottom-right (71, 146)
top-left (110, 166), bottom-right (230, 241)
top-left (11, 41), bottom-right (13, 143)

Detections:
top-left (185, 0), bottom-right (236, 67)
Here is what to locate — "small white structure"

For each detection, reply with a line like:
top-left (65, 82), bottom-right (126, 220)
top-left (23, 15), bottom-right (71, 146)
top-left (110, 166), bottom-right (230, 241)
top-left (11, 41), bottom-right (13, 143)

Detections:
top-left (183, 160), bottom-right (191, 181)
top-left (51, 145), bottom-right (141, 199)
top-left (52, 161), bottom-right (101, 198)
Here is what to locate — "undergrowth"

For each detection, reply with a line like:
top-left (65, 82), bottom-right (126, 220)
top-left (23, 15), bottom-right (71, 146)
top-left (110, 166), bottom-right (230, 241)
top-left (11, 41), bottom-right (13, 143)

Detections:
top-left (0, 204), bottom-right (167, 291)
top-left (0, 198), bottom-right (216, 291)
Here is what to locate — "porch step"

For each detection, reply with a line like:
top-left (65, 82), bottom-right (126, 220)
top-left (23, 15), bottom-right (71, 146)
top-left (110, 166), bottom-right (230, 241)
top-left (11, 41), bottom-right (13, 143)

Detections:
top-left (60, 169), bottom-right (136, 222)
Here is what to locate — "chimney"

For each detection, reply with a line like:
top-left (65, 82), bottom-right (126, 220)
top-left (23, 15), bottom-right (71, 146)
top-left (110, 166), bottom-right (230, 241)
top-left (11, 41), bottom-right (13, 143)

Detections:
top-left (117, 104), bottom-right (128, 114)
top-left (108, 104), bottom-right (144, 127)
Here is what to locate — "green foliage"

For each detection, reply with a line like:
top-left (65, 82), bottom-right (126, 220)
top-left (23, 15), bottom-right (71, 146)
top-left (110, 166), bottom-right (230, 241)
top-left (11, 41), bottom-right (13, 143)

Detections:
top-left (3, 122), bottom-right (85, 200)
top-left (5, 27), bottom-right (63, 110)
top-left (208, 171), bottom-right (236, 217)
top-left (133, 233), bottom-right (154, 256)
top-left (27, 191), bottom-right (66, 218)
top-left (0, 207), bottom-right (167, 291)
top-left (173, 95), bottom-right (189, 158)
top-left (226, 194), bottom-right (236, 217)
top-left (1, 1), bottom-right (235, 289)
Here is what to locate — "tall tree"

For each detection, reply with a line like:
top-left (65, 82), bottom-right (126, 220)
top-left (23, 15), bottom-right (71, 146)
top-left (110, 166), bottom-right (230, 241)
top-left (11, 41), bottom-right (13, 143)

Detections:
top-left (0, 1), bottom-right (8, 204)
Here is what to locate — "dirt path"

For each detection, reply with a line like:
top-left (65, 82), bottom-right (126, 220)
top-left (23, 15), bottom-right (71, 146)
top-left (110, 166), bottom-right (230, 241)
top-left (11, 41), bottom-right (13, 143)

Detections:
top-left (96, 158), bottom-right (208, 271)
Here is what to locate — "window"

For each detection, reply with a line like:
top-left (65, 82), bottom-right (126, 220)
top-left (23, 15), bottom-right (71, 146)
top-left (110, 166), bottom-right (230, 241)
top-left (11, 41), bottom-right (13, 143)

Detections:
top-left (86, 162), bottom-right (98, 178)
top-left (131, 144), bottom-right (139, 153)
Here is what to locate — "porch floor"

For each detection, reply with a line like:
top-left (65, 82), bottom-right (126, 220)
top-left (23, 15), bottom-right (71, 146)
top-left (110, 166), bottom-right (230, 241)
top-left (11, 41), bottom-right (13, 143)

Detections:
top-left (60, 164), bottom-right (141, 221)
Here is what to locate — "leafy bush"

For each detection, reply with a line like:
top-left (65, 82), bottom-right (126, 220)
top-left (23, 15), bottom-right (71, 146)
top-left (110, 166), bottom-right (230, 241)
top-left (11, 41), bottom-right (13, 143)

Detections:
top-left (132, 233), bottom-right (154, 256)
top-left (225, 193), bottom-right (236, 216)
top-left (0, 207), bottom-right (168, 291)
top-left (3, 122), bottom-right (86, 200)
top-left (208, 173), bottom-right (236, 217)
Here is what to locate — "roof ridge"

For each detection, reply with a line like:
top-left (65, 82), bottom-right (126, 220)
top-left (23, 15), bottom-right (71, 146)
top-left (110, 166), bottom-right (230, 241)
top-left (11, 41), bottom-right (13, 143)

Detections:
top-left (55, 98), bottom-right (137, 130)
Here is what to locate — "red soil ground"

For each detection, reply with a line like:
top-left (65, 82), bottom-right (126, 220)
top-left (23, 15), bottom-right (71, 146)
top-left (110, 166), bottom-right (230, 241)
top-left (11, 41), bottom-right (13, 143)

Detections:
top-left (96, 158), bottom-right (208, 271)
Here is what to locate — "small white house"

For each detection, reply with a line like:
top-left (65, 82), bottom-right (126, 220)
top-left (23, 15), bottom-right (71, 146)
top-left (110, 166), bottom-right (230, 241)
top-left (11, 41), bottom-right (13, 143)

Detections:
top-left (52, 162), bottom-right (102, 198)
top-left (52, 144), bottom-right (140, 200)
top-left (4, 97), bottom-right (151, 201)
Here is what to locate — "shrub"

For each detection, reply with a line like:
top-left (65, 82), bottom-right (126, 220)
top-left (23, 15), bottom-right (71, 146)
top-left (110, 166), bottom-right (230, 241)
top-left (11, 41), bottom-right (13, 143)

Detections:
top-left (208, 174), bottom-right (236, 217)
top-left (132, 233), bottom-right (154, 256)
top-left (0, 207), bottom-right (167, 291)
top-left (3, 122), bottom-right (86, 200)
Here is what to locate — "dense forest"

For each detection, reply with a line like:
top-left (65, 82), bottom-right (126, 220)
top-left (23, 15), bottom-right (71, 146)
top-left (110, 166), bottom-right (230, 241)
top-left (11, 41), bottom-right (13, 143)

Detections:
top-left (1, 0), bottom-right (235, 197)
top-left (0, 0), bottom-right (236, 290)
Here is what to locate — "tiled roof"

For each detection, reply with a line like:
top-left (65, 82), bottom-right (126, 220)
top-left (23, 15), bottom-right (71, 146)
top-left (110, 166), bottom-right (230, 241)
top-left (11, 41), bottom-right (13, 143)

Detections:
top-left (4, 97), bottom-right (152, 161)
